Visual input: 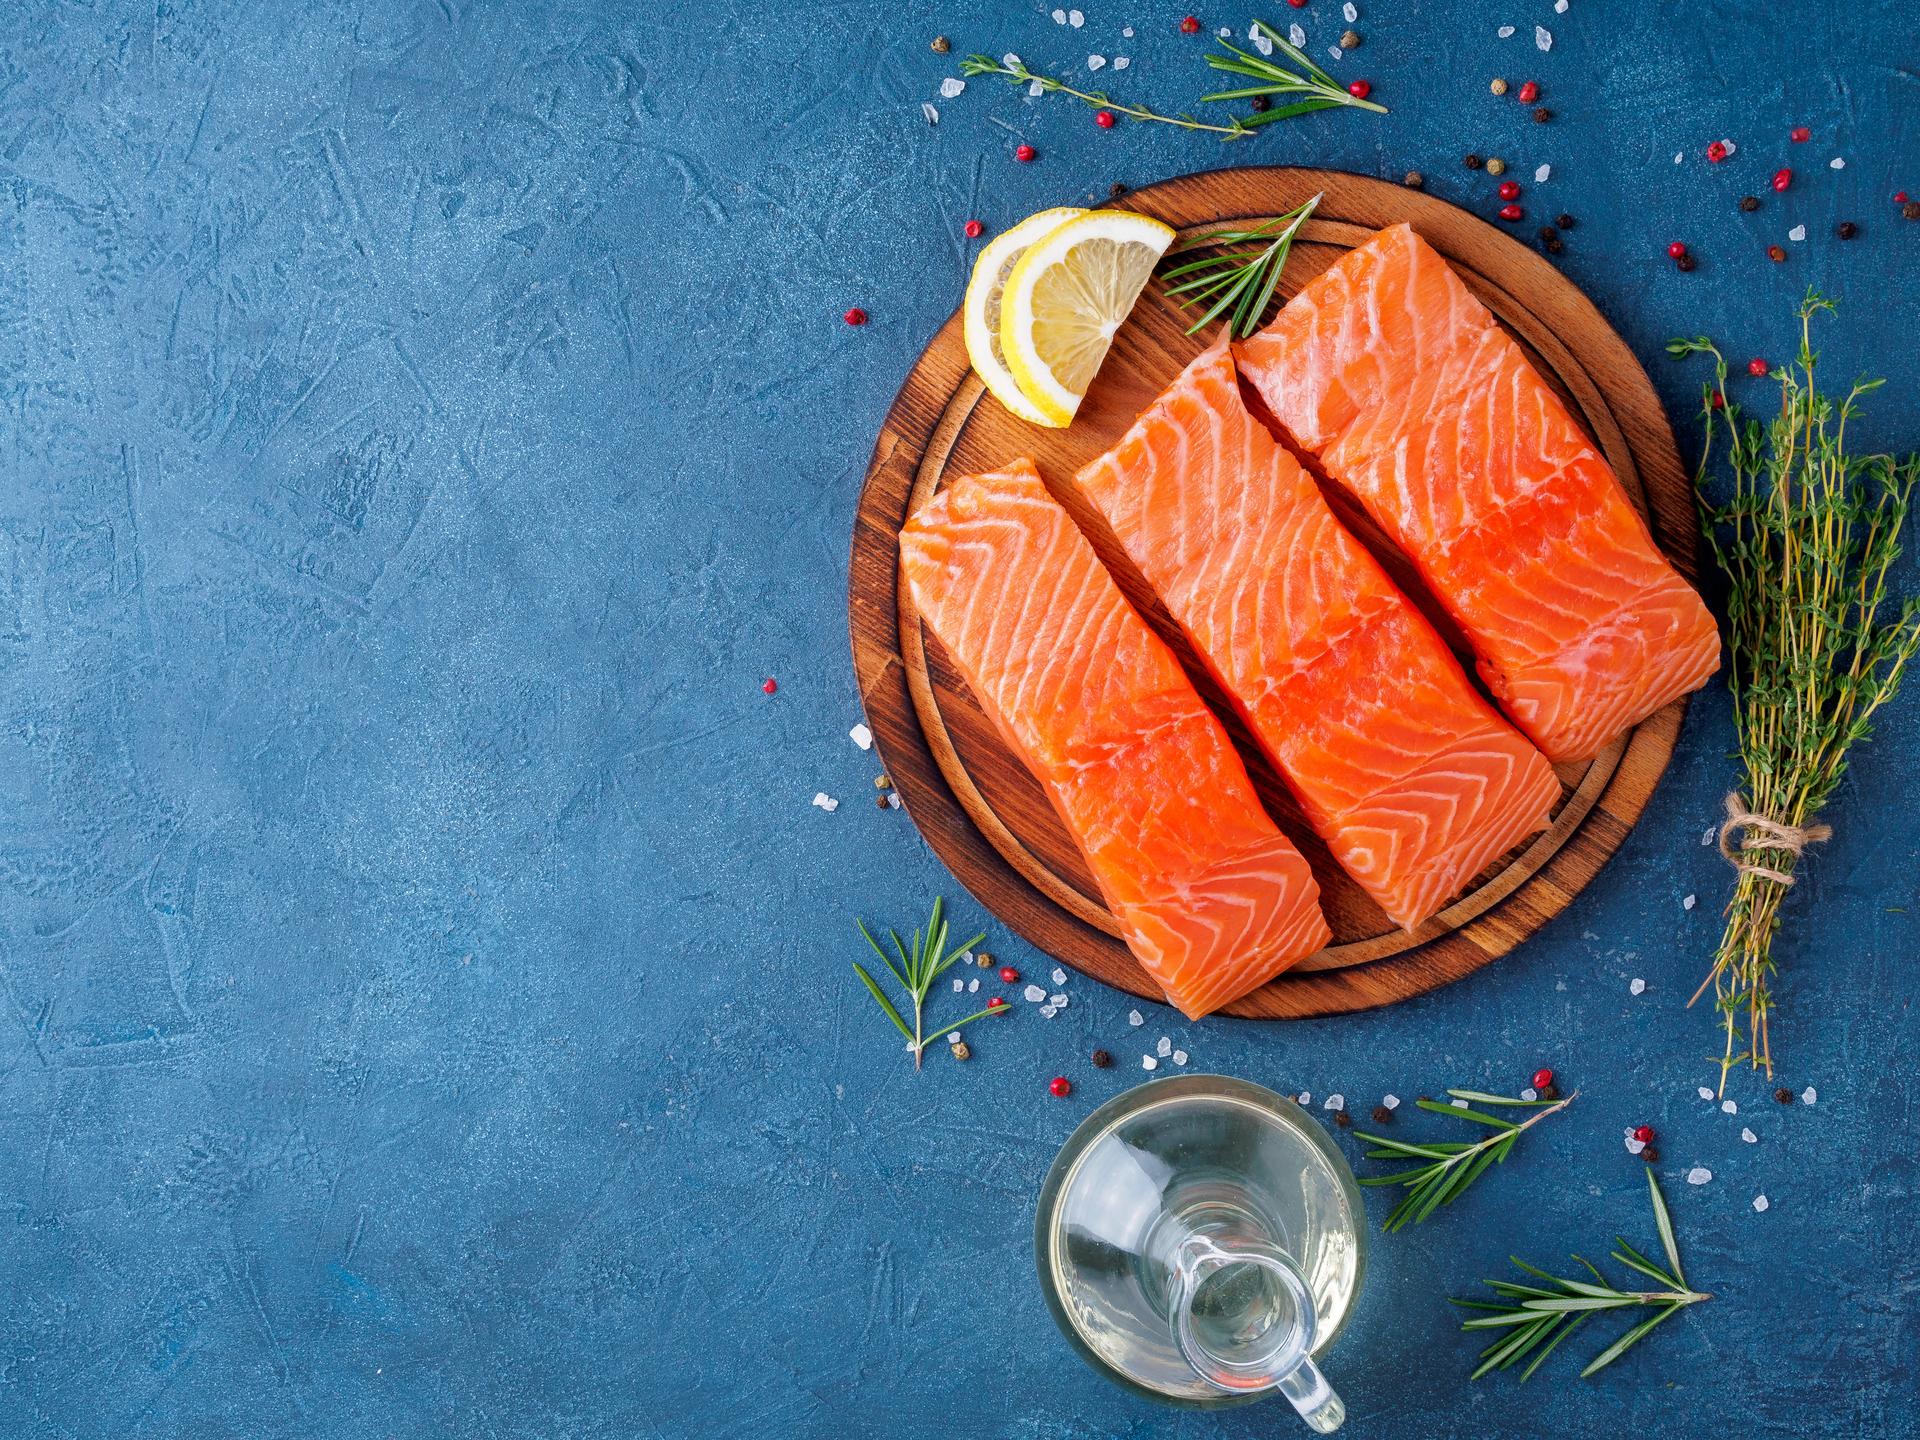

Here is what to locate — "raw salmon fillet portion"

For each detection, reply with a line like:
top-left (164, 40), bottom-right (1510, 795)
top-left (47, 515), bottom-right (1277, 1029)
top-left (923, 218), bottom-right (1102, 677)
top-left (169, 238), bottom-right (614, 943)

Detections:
top-left (899, 458), bottom-right (1331, 1017)
top-left (1236, 223), bottom-right (1720, 762)
top-left (1077, 338), bottom-right (1561, 930)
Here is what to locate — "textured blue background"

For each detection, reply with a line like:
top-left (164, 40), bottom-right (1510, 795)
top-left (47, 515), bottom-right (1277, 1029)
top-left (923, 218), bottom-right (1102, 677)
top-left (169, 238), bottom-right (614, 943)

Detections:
top-left (3, 1), bottom-right (1917, 1436)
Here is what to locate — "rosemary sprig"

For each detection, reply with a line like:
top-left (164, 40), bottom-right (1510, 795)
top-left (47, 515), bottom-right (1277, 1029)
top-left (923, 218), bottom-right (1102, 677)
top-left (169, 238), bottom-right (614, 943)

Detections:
top-left (1453, 1171), bottom-right (1711, 1381)
top-left (1354, 1088), bottom-right (1576, 1232)
top-left (853, 898), bottom-right (1006, 1069)
top-left (959, 54), bottom-right (1256, 139)
top-left (1201, 23), bottom-right (1389, 121)
top-left (1159, 193), bottom-right (1321, 338)
top-left (1670, 294), bottom-right (1920, 1090)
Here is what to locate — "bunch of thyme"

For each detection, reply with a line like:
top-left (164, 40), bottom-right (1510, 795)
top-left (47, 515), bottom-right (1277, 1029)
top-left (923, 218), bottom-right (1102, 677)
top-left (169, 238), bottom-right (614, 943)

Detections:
top-left (1670, 294), bottom-right (1920, 1090)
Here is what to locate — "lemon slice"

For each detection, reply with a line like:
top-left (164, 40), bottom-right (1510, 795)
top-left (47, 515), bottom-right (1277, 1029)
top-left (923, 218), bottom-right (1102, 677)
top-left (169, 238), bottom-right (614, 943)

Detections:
top-left (964, 207), bottom-right (1087, 427)
top-left (999, 210), bottom-right (1176, 427)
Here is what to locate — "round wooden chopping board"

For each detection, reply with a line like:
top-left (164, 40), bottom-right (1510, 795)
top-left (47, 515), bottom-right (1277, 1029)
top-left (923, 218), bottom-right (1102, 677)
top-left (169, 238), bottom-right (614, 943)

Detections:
top-left (848, 166), bottom-right (1700, 1019)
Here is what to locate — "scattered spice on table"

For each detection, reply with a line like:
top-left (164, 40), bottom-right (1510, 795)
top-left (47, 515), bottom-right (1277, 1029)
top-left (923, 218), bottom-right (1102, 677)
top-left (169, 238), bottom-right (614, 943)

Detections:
top-left (931, 34), bottom-right (950, 53)
top-left (1108, 181), bottom-right (1128, 199)
top-left (1465, 152), bottom-right (1484, 170)
top-left (1739, 194), bottom-right (1761, 212)
top-left (1905, 201), bottom-right (1920, 221)
top-left (1248, 94), bottom-right (1271, 112)
top-left (1532, 106), bottom-right (1552, 123)
top-left (874, 774), bottom-right (891, 789)
top-left (1014, 142), bottom-right (1037, 162)
top-left (1771, 167), bottom-right (1793, 192)
top-left (1766, 243), bottom-right (1786, 262)
top-left (762, 677), bottom-right (777, 694)
top-left (1791, 125), bottom-right (1810, 142)
top-left (963, 219), bottom-right (984, 239)
top-left (1403, 170), bottom-right (1424, 188)
top-left (1499, 203), bottom-right (1523, 221)
top-left (1049, 1076), bottom-right (1073, 1097)
top-left (1490, 76), bottom-right (1509, 95)
top-left (950, 1040), bottom-right (971, 1060)
top-left (1836, 221), bottom-right (1858, 239)
top-left (1555, 212), bottom-right (1576, 229)
top-left (1486, 156), bottom-right (1506, 176)
top-left (1707, 140), bottom-right (1729, 163)
top-left (1371, 1105), bottom-right (1392, 1124)
top-left (1091, 1048), bottom-right (1113, 1068)
top-left (1774, 1087), bottom-right (1793, 1104)
top-left (1340, 29), bottom-right (1361, 49)
top-left (843, 306), bottom-right (868, 325)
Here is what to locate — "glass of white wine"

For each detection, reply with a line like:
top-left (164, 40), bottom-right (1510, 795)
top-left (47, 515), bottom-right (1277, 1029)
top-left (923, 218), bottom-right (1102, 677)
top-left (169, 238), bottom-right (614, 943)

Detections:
top-left (1034, 1074), bottom-right (1366, 1429)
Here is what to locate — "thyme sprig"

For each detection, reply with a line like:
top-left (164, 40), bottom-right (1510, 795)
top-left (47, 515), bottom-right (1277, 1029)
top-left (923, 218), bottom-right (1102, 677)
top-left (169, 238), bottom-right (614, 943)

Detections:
top-left (1201, 23), bottom-right (1388, 121)
top-left (1453, 1171), bottom-right (1711, 1381)
top-left (1355, 1089), bottom-right (1576, 1232)
top-left (853, 898), bottom-right (1006, 1069)
top-left (1670, 294), bottom-right (1920, 1090)
top-left (1159, 193), bottom-right (1321, 338)
top-left (959, 54), bottom-right (1256, 139)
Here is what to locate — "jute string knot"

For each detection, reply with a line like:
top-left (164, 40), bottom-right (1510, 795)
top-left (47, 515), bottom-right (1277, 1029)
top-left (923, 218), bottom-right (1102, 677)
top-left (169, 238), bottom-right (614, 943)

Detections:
top-left (1717, 792), bottom-right (1831, 887)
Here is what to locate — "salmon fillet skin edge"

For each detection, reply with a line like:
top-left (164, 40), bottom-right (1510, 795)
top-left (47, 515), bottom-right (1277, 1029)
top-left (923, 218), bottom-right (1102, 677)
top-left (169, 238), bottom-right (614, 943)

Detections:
top-left (1077, 336), bottom-right (1562, 931)
top-left (899, 459), bottom-right (1331, 1018)
top-left (1236, 223), bottom-right (1721, 763)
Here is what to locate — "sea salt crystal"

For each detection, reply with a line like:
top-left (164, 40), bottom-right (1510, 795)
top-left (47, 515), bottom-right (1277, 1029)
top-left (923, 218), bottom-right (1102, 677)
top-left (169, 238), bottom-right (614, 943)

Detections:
top-left (1555, 0), bottom-right (1567, 10)
top-left (1129, 1009), bottom-right (1145, 1026)
top-left (1298, 1092), bottom-right (1311, 1105)
top-left (952, 978), bottom-right (965, 992)
top-left (1451, 1097), bottom-right (1470, 1109)
top-left (948, 1030), bottom-right (964, 1045)
top-left (1675, 152), bottom-right (1685, 165)
top-left (1328, 45), bottom-right (1343, 61)
top-left (1343, 2), bottom-right (1358, 19)
top-left (1521, 1087), bottom-right (1539, 1101)
top-left (1113, 56), bottom-right (1130, 69)
top-left (1324, 1093), bottom-right (1345, 1111)
top-left (1157, 1036), bottom-right (1173, 1057)
top-left (1684, 894), bottom-right (1699, 912)
top-left (1040, 1005), bottom-right (1056, 1019)
top-left (1703, 826), bottom-right (1716, 846)
top-left (1050, 994), bottom-right (1068, 1008)
top-left (886, 793), bottom-right (902, 808)
top-left (922, 102), bottom-right (939, 125)
top-left (1003, 52), bottom-right (1022, 67)
top-left (1687, 1166), bottom-right (1713, 1185)
top-left (1219, 27), bottom-right (1232, 38)
top-left (1053, 968), bottom-right (1067, 986)
top-left (1788, 224), bottom-right (1807, 242)
top-left (1382, 1094), bottom-right (1400, 1110)
top-left (1753, 1194), bottom-right (1770, 1212)
top-left (849, 723), bottom-right (872, 750)
top-left (1626, 1137), bottom-right (1646, 1155)
top-left (1535, 24), bottom-right (1552, 50)
top-left (1741, 1127), bottom-right (1757, 1143)
top-left (1143, 1055), bottom-right (1159, 1071)
top-left (1088, 55), bottom-right (1106, 70)
top-left (1697, 1086), bottom-right (1715, 1101)
top-left (1535, 163), bottom-right (1551, 183)
top-left (1722, 1099), bottom-right (1738, 1115)
top-left (812, 792), bottom-right (839, 812)
top-left (1122, 25), bottom-right (1134, 37)
top-left (965, 978), bottom-right (977, 994)
top-left (1630, 978), bottom-right (1646, 996)
top-left (1028, 79), bottom-right (1045, 96)
top-left (1251, 25), bottom-right (1274, 56)
top-left (1172, 1050), bottom-right (1188, 1066)
top-left (1290, 23), bottom-right (1306, 47)
top-left (1051, 6), bottom-right (1067, 21)
top-left (1830, 156), bottom-right (1845, 170)
top-left (1497, 24), bottom-right (1515, 37)
top-left (1719, 139), bottom-right (1739, 158)
top-left (940, 77), bottom-right (967, 99)
top-left (1802, 1086), bottom-right (1817, 1105)
top-left (1068, 8), bottom-right (1084, 27)
top-left (1024, 984), bottom-right (1046, 1002)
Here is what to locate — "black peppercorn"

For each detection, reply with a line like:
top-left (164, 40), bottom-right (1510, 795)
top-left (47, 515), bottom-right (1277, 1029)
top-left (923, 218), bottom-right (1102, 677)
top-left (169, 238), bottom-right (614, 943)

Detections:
top-left (1091, 1049), bottom-right (1113, 1068)
top-left (1904, 200), bottom-right (1920, 221)
top-left (1545, 236), bottom-right (1564, 254)
top-left (1532, 106), bottom-right (1552, 123)
top-left (1464, 153), bottom-right (1483, 170)
top-left (1371, 1105), bottom-right (1392, 1124)
top-left (1775, 1086), bottom-right (1794, 1104)
top-left (1555, 212), bottom-right (1576, 229)
top-left (1739, 194), bottom-right (1761, 212)
top-left (1836, 221), bottom-right (1858, 239)
top-left (1641, 1145), bottom-right (1660, 1163)
top-left (1538, 225), bottom-right (1558, 241)
top-left (1108, 182), bottom-right (1128, 200)
top-left (1333, 1109), bottom-right (1353, 1128)
top-left (1538, 1083), bottom-right (1560, 1101)
top-left (1249, 94), bottom-right (1271, 113)
top-left (1676, 253), bottom-right (1697, 271)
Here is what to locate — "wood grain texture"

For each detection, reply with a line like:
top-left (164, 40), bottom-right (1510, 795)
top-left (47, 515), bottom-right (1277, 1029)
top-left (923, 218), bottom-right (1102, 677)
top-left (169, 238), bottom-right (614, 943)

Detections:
top-left (848, 167), bottom-right (1698, 1019)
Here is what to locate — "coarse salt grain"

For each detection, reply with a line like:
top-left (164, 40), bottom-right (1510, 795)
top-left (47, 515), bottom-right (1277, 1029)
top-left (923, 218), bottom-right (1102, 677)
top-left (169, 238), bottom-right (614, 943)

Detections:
top-left (1157, 1036), bottom-right (1173, 1057)
top-left (1753, 1194), bottom-right (1770, 1212)
top-left (1703, 826), bottom-right (1716, 846)
top-left (1088, 55), bottom-right (1106, 70)
top-left (1497, 24), bottom-right (1515, 37)
top-left (1625, 1137), bottom-right (1646, 1155)
top-left (1068, 8), bottom-right (1084, 27)
top-left (1789, 224), bottom-right (1807, 242)
top-left (922, 102), bottom-right (939, 125)
top-left (1039, 1005), bottom-right (1056, 1019)
top-left (885, 794), bottom-right (902, 808)
top-left (1328, 45), bottom-right (1343, 62)
top-left (1687, 1166), bottom-right (1713, 1185)
top-left (1697, 1086), bottom-right (1715, 1101)
top-left (1113, 57), bottom-right (1131, 70)
top-left (1050, 994), bottom-right (1068, 1007)
top-left (1451, 1097), bottom-right (1470, 1109)
top-left (1344, 2), bottom-right (1358, 20)
top-left (1052, 968), bottom-right (1067, 986)
top-left (1521, 1087), bottom-right (1539, 1101)
top-left (1830, 157), bottom-right (1845, 169)
top-left (1722, 1099), bottom-right (1738, 1115)
top-left (1122, 26), bottom-right (1134, 37)
top-left (1324, 1093), bottom-right (1345, 1110)
top-left (1383, 1094), bottom-right (1400, 1110)
top-left (1802, 1086), bottom-right (1817, 1105)
top-left (1052, 6), bottom-right (1067, 22)
top-left (968, 977), bottom-right (980, 993)
top-left (1143, 1055), bottom-right (1159, 1071)
top-left (812, 792), bottom-right (839, 812)
top-left (1683, 894), bottom-right (1696, 911)
top-left (850, 723), bottom-right (872, 749)
top-left (1129, 1009), bottom-right (1145, 1026)
top-left (952, 978), bottom-right (965, 992)
top-left (1719, 139), bottom-right (1738, 158)
top-left (1741, 1127), bottom-right (1757, 1143)
top-left (1535, 25), bottom-right (1552, 50)
top-left (1289, 23), bottom-right (1306, 47)
top-left (948, 1030), bottom-right (963, 1045)
top-left (1555, 0), bottom-right (1567, 10)
top-left (1298, 1092), bottom-right (1311, 1105)
top-left (1219, 28), bottom-right (1232, 38)
top-left (1024, 984), bottom-right (1046, 1002)
top-left (1675, 152), bottom-right (1685, 165)
top-left (940, 77), bottom-right (966, 98)
top-left (1003, 52), bottom-right (1022, 67)
top-left (1630, 978), bottom-right (1646, 995)
top-left (1535, 163), bottom-right (1551, 182)
top-left (1028, 79), bottom-right (1045, 97)
top-left (1172, 1050), bottom-right (1188, 1066)
top-left (1251, 25), bottom-right (1274, 55)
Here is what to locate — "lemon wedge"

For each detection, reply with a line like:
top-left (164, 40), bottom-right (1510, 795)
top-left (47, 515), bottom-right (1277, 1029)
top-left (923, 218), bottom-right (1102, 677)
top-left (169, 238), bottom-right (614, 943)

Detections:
top-left (964, 207), bottom-right (1087, 427)
top-left (998, 210), bottom-right (1176, 427)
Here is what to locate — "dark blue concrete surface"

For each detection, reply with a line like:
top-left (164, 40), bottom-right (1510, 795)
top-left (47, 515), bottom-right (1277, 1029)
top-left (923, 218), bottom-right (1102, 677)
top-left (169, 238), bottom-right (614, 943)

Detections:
top-left (3, 1), bottom-right (1917, 1436)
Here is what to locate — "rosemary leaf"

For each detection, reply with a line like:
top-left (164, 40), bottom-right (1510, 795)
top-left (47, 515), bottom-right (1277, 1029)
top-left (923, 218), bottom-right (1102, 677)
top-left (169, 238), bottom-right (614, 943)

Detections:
top-left (851, 899), bottom-right (1006, 1068)
top-left (1354, 1088), bottom-right (1573, 1231)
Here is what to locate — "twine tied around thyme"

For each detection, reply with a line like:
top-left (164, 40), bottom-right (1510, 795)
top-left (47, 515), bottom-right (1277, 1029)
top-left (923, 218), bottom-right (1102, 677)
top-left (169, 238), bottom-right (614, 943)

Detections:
top-left (1716, 792), bottom-right (1832, 887)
